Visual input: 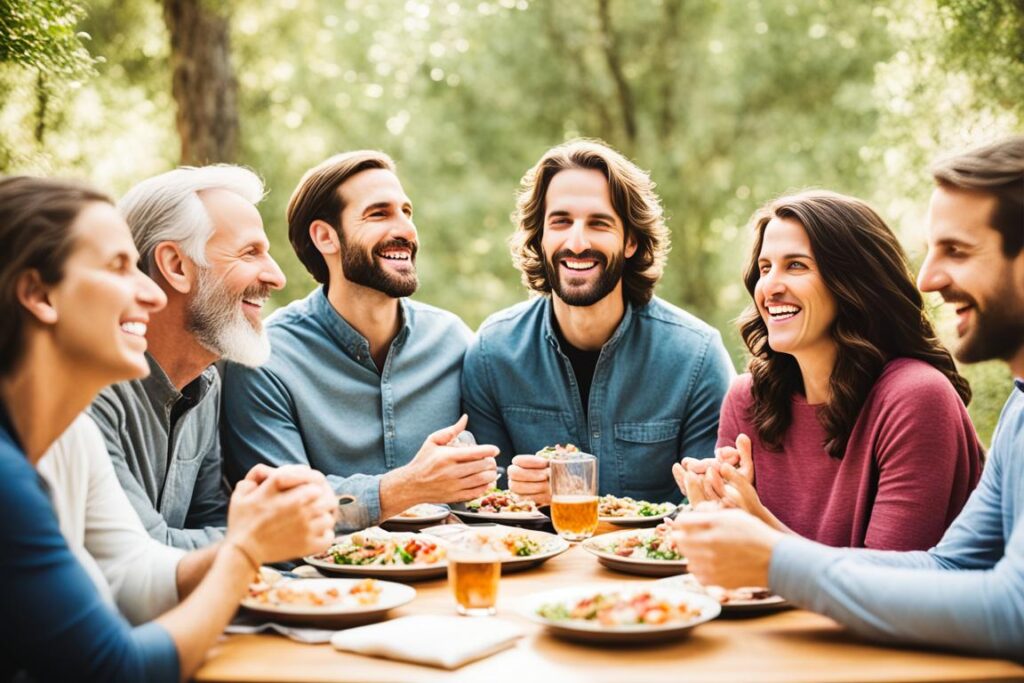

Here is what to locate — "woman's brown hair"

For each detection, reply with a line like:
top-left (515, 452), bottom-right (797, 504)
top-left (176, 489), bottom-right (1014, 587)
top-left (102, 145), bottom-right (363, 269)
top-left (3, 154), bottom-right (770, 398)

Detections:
top-left (738, 190), bottom-right (971, 458)
top-left (510, 138), bottom-right (670, 308)
top-left (0, 176), bottom-right (112, 377)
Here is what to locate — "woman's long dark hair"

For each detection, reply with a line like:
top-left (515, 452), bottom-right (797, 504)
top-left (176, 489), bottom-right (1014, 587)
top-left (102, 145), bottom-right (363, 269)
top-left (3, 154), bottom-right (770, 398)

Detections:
top-left (739, 190), bottom-right (971, 458)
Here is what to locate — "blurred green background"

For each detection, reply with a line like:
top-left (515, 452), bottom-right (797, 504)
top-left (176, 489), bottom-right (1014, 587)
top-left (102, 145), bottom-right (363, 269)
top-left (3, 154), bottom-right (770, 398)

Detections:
top-left (2, 0), bottom-right (1021, 444)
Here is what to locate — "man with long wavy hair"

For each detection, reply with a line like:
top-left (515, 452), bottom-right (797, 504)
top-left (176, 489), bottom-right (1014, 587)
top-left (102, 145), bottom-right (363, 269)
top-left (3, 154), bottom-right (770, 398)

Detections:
top-left (462, 139), bottom-right (733, 503)
top-left (671, 135), bottom-right (1024, 662)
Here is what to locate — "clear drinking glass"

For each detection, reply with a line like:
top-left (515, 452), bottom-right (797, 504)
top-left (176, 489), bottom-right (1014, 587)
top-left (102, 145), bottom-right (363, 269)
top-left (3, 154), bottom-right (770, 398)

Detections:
top-left (549, 453), bottom-right (599, 541)
top-left (447, 533), bottom-right (501, 616)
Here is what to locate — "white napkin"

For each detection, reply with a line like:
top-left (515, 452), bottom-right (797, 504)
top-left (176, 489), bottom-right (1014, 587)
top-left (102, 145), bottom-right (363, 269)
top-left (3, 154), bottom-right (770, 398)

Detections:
top-left (226, 614), bottom-right (335, 644)
top-left (330, 615), bottom-right (523, 669)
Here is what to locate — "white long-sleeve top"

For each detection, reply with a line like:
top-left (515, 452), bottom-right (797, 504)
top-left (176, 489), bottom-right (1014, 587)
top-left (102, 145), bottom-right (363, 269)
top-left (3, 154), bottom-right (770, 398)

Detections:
top-left (37, 415), bottom-right (185, 624)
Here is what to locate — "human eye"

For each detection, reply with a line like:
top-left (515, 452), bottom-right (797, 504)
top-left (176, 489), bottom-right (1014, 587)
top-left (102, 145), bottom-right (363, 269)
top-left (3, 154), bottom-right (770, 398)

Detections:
top-left (788, 261), bottom-right (808, 271)
top-left (757, 262), bottom-right (771, 275)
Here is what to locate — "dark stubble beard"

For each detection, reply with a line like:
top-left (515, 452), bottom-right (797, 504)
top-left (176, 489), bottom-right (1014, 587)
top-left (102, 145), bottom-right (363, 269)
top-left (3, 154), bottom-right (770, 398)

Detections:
top-left (948, 276), bottom-right (1024, 364)
top-left (341, 237), bottom-right (419, 298)
top-left (544, 247), bottom-right (625, 307)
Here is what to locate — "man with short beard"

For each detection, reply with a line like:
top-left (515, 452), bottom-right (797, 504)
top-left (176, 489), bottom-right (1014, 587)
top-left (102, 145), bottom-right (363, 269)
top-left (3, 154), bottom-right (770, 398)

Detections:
top-left (220, 152), bottom-right (498, 529)
top-left (88, 165), bottom-right (288, 549)
top-left (462, 139), bottom-right (734, 503)
top-left (670, 136), bottom-right (1024, 662)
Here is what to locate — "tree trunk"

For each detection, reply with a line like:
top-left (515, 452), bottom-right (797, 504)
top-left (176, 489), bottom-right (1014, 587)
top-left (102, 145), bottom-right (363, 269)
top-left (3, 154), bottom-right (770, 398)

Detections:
top-left (162, 0), bottom-right (238, 164)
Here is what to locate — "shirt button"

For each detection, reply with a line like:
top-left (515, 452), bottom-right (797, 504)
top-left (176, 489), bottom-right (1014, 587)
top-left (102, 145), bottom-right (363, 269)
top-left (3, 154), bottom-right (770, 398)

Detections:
top-left (592, 431), bottom-right (601, 439)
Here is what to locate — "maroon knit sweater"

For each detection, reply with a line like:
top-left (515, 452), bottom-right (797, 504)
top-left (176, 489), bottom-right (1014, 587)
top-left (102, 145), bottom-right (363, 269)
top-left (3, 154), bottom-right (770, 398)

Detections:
top-left (718, 358), bottom-right (982, 550)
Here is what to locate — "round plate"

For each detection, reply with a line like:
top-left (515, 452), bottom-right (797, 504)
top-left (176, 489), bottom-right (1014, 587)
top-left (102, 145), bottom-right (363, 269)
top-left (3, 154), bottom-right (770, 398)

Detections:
top-left (583, 529), bottom-right (688, 578)
top-left (420, 524), bottom-right (570, 573)
top-left (383, 504), bottom-right (451, 526)
top-left (449, 503), bottom-right (549, 526)
top-left (519, 582), bottom-right (720, 644)
top-left (717, 594), bottom-right (790, 616)
top-left (598, 513), bottom-right (669, 528)
top-left (241, 578), bottom-right (416, 627)
top-left (304, 532), bottom-right (449, 581)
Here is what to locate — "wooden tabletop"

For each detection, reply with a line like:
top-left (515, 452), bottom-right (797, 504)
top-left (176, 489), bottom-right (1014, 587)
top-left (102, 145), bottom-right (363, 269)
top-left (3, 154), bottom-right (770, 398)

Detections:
top-left (195, 525), bottom-right (1024, 683)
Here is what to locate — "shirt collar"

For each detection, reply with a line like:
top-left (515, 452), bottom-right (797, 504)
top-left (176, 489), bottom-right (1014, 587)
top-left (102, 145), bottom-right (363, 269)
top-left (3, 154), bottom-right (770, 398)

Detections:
top-left (312, 286), bottom-right (412, 358)
top-left (141, 353), bottom-right (214, 411)
top-left (1015, 378), bottom-right (1024, 394)
top-left (0, 399), bottom-right (20, 451)
top-left (542, 296), bottom-right (636, 353)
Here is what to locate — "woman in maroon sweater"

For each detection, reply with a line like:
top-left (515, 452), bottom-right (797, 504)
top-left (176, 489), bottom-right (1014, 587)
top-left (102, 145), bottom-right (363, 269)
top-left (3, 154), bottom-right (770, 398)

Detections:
top-left (677, 191), bottom-right (982, 550)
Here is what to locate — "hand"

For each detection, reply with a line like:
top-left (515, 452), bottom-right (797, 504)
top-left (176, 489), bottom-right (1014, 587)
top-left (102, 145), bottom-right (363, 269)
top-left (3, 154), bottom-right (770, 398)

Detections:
top-left (507, 454), bottom-right (551, 505)
top-left (717, 462), bottom-right (765, 517)
top-left (226, 472), bottom-right (337, 565)
top-left (715, 433), bottom-right (754, 483)
top-left (385, 415), bottom-right (499, 511)
top-left (670, 508), bottom-right (784, 588)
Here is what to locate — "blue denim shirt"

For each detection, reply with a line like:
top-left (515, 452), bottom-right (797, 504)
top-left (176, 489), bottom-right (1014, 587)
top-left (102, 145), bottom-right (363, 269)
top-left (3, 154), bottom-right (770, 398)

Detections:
top-left (220, 287), bottom-right (471, 529)
top-left (462, 296), bottom-right (734, 502)
top-left (769, 380), bottom-right (1024, 662)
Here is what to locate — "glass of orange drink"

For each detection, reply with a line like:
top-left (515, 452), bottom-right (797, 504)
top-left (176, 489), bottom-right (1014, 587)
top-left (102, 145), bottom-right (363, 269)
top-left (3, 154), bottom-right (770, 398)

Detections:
top-left (447, 533), bottom-right (501, 616)
top-left (549, 453), bottom-right (598, 541)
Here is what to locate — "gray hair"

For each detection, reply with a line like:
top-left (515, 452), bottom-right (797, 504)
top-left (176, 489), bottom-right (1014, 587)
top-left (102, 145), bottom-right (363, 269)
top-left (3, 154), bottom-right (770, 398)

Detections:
top-left (118, 165), bottom-right (265, 274)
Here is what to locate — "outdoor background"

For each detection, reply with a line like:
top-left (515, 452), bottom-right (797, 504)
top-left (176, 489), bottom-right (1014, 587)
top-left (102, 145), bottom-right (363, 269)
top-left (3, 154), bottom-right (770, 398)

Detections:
top-left (2, 0), bottom-right (1021, 444)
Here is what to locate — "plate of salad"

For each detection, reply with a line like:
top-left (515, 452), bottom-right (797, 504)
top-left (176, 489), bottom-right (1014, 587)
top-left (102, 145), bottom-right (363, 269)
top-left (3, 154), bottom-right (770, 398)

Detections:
top-left (422, 524), bottom-right (570, 572)
top-left (520, 582), bottom-right (720, 643)
top-left (598, 495), bottom-right (679, 526)
top-left (582, 524), bottom-right (688, 577)
top-left (450, 488), bottom-right (549, 524)
top-left (304, 528), bottom-right (448, 581)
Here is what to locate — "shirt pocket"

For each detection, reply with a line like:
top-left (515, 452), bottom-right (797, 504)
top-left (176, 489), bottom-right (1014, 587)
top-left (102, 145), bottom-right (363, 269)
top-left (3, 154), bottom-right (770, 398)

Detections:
top-left (502, 406), bottom-right (575, 457)
top-left (613, 419), bottom-right (681, 500)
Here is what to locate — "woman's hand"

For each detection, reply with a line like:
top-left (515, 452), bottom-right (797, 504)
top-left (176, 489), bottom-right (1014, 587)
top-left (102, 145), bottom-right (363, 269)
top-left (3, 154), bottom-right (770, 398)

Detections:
top-left (226, 471), bottom-right (336, 566)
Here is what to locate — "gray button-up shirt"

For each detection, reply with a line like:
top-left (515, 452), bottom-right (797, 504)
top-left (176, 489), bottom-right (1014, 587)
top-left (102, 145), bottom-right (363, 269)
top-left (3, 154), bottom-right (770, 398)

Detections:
top-left (220, 286), bottom-right (471, 529)
top-left (88, 354), bottom-right (226, 550)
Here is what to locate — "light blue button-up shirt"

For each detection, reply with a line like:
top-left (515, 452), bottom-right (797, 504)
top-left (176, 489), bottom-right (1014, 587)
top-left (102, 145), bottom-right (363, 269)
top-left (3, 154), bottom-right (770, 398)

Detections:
top-left (220, 286), bottom-right (472, 529)
top-left (462, 296), bottom-right (734, 502)
top-left (769, 380), bottom-right (1024, 662)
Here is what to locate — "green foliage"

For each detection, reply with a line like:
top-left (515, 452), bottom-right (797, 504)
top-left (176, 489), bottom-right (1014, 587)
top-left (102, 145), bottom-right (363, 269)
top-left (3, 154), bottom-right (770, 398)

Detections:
top-left (0, 0), bottom-right (94, 76)
top-left (1, 0), bottom-right (1022, 440)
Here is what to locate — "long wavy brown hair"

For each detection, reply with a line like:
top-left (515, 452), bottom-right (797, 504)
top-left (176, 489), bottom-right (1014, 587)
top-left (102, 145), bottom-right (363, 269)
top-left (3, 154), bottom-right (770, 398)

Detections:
top-left (509, 138), bottom-right (670, 307)
top-left (739, 190), bottom-right (971, 458)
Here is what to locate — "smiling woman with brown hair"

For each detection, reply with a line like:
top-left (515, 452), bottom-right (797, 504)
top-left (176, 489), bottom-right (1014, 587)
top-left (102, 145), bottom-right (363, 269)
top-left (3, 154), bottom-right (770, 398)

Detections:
top-left (0, 176), bottom-right (336, 682)
top-left (676, 190), bottom-right (983, 550)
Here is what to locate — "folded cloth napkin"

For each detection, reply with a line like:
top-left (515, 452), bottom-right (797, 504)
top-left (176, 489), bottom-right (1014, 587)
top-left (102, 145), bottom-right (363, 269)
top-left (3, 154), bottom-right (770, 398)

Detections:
top-left (226, 614), bottom-right (335, 644)
top-left (330, 615), bottom-right (523, 669)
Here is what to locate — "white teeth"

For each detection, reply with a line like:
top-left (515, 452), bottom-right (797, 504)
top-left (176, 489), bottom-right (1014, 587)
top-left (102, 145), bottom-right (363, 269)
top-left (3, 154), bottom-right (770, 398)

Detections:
top-left (120, 322), bottom-right (147, 337)
top-left (767, 304), bottom-right (800, 317)
top-left (563, 260), bottom-right (596, 271)
top-left (242, 298), bottom-right (266, 307)
top-left (380, 251), bottom-right (410, 261)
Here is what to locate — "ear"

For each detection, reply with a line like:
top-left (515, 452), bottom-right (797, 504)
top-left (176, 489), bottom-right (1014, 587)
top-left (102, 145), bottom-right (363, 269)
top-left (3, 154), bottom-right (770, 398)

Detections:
top-left (15, 270), bottom-right (59, 326)
top-left (309, 220), bottom-right (341, 256)
top-left (152, 241), bottom-right (195, 295)
top-left (624, 232), bottom-right (638, 259)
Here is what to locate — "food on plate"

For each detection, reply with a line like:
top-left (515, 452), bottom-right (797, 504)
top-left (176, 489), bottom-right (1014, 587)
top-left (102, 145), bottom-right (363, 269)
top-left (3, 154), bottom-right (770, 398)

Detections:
top-left (598, 494), bottom-right (675, 518)
top-left (596, 523), bottom-right (684, 561)
top-left (247, 578), bottom-right (381, 608)
top-left (705, 586), bottom-right (776, 604)
top-left (461, 529), bottom-right (543, 557)
top-left (314, 531), bottom-right (446, 566)
top-left (537, 589), bottom-right (700, 626)
top-left (535, 443), bottom-right (581, 460)
top-left (465, 488), bottom-right (539, 514)
top-left (395, 503), bottom-right (445, 519)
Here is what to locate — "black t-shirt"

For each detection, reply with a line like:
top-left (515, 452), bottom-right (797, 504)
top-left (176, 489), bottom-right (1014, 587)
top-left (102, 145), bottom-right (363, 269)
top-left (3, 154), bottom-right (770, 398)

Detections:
top-left (553, 319), bottom-right (601, 415)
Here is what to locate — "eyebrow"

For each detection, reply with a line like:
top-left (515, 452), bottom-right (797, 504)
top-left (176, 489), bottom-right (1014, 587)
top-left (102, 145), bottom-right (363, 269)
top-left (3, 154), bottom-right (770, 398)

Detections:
top-left (758, 252), bottom-right (813, 261)
top-left (547, 210), bottom-right (618, 222)
top-left (363, 200), bottom-right (412, 214)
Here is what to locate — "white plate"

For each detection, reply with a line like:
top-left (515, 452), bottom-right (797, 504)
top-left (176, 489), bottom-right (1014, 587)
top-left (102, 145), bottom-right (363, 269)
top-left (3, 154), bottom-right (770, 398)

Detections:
top-left (519, 582), bottom-right (720, 643)
top-left (598, 497), bottom-right (677, 527)
top-left (654, 575), bottom-right (790, 615)
top-left (449, 503), bottom-right (548, 524)
top-left (304, 531), bottom-right (449, 581)
top-left (421, 524), bottom-right (570, 572)
top-left (583, 529), bottom-right (688, 577)
top-left (384, 504), bottom-right (451, 525)
top-left (241, 578), bottom-right (416, 627)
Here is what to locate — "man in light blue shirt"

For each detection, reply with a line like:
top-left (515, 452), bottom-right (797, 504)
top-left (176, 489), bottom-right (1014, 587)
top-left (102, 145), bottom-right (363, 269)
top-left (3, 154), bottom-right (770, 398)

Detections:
top-left (220, 151), bottom-right (498, 529)
top-left (462, 140), bottom-right (734, 504)
top-left (672, 136), bottom-right (1024, 662)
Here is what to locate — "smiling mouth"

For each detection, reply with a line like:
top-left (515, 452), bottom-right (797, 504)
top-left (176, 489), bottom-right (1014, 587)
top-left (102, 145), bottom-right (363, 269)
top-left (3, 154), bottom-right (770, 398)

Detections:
top-left (766, 304), bottom-right (801, 321)
top-left (561, 257), bottom-right (598, 273)
top-left (241, 298), bottom-right (266, 309)
top-left (120, 321), bottom-right (147, 337)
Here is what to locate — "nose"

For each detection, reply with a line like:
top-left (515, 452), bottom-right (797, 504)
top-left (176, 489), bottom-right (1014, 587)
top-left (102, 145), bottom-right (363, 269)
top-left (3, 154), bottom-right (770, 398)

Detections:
top-left (916, 249), bottom-right (948, 293)
top-left (136, 270), bottom-right (167, 313)
top-left (260, 253), bottom-right (287, 290)
top-left (392, 212), bottom-right (418, 243)
top-left (564, 219), bottom-right (590, 253)
top-left (759, 266), bottom-right (787, 297)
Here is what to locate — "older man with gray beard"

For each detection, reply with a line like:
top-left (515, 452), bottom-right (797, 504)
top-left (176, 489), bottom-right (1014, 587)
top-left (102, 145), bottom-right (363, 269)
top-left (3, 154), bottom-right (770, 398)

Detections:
top-left (88, 165), bottom-right (287, 549)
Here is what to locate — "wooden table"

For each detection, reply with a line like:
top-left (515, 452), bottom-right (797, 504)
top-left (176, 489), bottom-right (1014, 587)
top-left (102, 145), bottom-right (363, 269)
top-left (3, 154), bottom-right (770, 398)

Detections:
top-left (196, 525), bottom-right (1024, 683)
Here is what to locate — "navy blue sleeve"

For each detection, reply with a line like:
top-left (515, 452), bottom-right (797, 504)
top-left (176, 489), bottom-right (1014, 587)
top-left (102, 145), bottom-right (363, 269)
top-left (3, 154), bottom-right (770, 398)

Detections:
top-left (0, 448), bottom-right (180, 683)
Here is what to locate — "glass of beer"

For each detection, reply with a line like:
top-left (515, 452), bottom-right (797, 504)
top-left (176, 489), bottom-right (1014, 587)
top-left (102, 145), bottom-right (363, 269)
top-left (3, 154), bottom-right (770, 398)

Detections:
top-left (549, 453), bottom-right (598, 541)
top-left (447, 533), bottom-right (501, 616)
